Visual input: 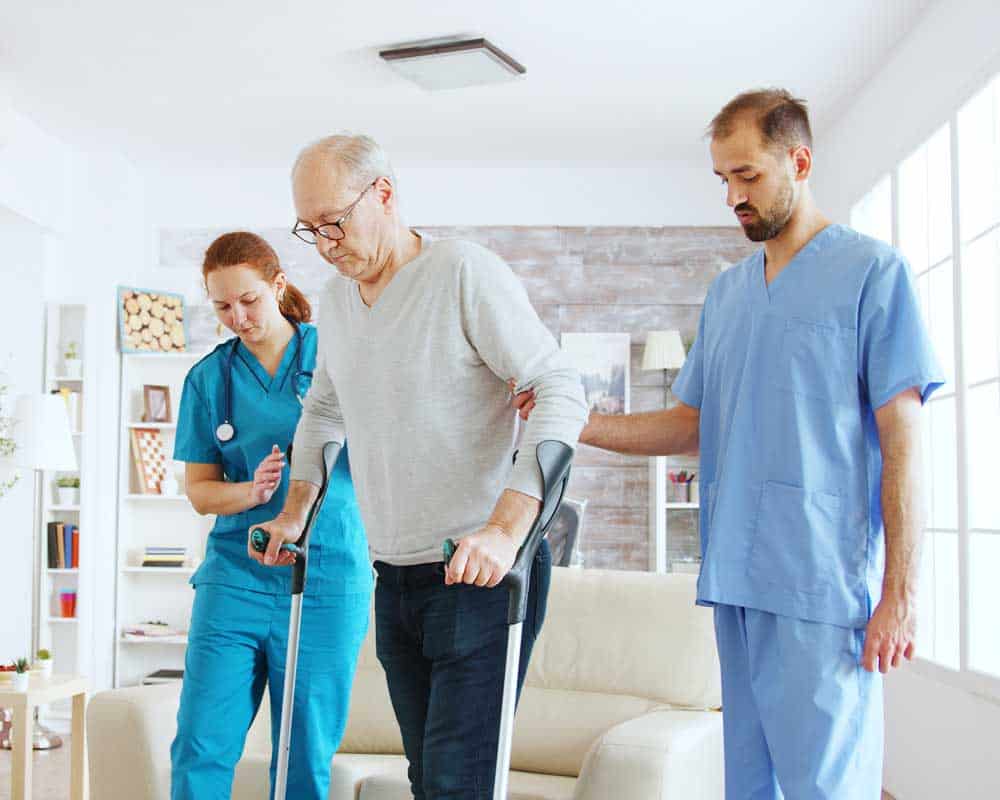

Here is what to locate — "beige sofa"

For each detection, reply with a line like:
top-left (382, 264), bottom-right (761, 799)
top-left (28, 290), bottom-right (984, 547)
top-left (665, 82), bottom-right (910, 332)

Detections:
top-left (88, 569), bottom-right (723, 799)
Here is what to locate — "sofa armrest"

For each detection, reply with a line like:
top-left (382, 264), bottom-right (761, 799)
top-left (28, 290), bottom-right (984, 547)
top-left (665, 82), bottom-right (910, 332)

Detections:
top-left (573, 709), bottom-right (723, 800)
top-left (87, 683), bottom-right (182, 800)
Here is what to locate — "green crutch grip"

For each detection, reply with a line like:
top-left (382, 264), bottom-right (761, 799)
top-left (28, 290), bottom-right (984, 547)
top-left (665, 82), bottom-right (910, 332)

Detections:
top-left (250, 527), bottom-right (304, 557)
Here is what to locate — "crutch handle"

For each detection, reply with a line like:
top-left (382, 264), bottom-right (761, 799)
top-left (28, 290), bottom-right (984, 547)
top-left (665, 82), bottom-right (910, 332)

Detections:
top-left (443, 440), bottom-right (573, 625)
top-left (249, 441), bottom-right (341, 595)
top-left (249, 529), bottom-right (303, 556)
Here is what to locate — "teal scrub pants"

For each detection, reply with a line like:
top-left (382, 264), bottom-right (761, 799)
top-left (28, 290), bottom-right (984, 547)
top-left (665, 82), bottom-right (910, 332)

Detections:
top-left (170, 583), bottom-right (370, 800)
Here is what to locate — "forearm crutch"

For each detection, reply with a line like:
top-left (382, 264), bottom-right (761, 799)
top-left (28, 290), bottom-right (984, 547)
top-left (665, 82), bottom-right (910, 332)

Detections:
top-left (444, 439), bottom-right (574, 800)
top-left (249, 441), bottom-right (339, 800)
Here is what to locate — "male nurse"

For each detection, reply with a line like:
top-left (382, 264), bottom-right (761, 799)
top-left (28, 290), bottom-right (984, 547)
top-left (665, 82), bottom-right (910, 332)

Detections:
top-left (518, 88), bottom-right (943, 798)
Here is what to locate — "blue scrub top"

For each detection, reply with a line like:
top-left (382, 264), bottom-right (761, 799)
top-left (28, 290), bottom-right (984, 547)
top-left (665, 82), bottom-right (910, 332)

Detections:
top-left (672, 225), bottom-right (944, 628)
top-left (173, 323), bottom-right (372, 597)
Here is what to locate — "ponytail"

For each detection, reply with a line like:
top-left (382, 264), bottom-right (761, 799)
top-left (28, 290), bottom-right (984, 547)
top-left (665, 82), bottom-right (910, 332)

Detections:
top-left (279, 281), bottom-right (312, 323)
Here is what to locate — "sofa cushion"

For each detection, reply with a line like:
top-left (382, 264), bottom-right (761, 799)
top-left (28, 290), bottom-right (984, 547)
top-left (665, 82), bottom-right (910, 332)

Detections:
top-left (344, 755), bottom-right (576, 800)
top-left (526, 569), bottom-right (720, 710)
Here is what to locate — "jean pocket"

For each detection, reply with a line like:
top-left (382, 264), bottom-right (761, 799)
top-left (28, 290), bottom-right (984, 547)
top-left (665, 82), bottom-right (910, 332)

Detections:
top-left (748, 481), bottom-right (862, 595)
top-left (776, 318), bottom-right (856, 406)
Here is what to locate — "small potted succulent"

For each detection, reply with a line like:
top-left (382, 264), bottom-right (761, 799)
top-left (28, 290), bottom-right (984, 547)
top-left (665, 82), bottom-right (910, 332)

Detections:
top-left (35, 648), bottom-right (53, 678)
top-left (56, 475), bottom-right (80, 506)
top-left (11, 658), bottom-right (30, 692)
top-left (63, 341), bottom-right (82, 378)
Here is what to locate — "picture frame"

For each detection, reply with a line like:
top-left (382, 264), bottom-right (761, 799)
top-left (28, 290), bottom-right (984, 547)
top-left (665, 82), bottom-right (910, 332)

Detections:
top-left (118, 286), bottom-right (187, 353)
top-left (142, 384), bottom-right (172, 423)
top-left (560, 332), bottom-right (631, 415)
top-left (130, 427), bottom-right (168, 494)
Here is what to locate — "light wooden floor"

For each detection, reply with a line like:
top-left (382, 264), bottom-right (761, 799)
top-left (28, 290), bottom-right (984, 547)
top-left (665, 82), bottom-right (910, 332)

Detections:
top-left (0, 734), bottom-right (74, 800)
top-left (0, 742), bottom-right (901, 800)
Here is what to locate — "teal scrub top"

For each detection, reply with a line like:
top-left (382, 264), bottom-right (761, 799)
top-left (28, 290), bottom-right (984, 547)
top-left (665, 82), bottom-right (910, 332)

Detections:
top-left (173, 322), bottom-right (372, 597)
top-left (672, 225), bottom-right (944, 628)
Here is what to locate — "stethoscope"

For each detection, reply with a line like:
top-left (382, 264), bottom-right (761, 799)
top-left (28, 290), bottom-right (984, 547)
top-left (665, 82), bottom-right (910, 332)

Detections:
top-left (215, 319), bottom-right (312, 443)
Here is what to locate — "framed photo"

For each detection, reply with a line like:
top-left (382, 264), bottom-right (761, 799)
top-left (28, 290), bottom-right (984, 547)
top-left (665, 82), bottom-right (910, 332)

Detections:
top-left (118, 286), bottom-right (187, 353)
top-left (130, 427), bottom-right (168, 494)
top-left (142, 384), bottom-right (172, 423)
top-left (561, 333), bottom-right (631, 415)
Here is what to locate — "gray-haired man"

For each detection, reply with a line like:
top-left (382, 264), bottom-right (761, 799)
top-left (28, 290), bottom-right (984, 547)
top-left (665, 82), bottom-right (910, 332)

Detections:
top-left (254, 135), bottom-right (588, 799)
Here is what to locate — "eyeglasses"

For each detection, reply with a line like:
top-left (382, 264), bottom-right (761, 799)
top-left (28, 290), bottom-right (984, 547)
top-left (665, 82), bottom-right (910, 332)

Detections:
top-left (292, 180), bottom-right (378, 245)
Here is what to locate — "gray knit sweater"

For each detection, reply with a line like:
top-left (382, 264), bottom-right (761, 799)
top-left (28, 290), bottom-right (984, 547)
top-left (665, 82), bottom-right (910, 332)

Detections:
top-left (290, 236), bottom-right (588, 566)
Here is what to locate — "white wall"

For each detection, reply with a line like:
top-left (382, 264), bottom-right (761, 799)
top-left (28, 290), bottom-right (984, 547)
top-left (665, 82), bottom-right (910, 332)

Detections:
top-left (816, 0), bottom-right (1000, 222)
top-left (141, 159), bottom-right (732, 230)
top-left (817, 2), bottom-right (1000, 798)
top-left (0, 98), bottom-right (146, 689)
top-left (0, 208), bottom-right (46, 662)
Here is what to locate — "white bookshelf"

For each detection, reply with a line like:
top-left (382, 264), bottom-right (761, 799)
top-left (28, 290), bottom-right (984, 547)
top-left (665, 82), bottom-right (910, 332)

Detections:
top-left (114, 350), bottom-right (212, 687)
top-left (648, 456), bottom-right (701, 573)
top-left (37, 304), bottom-right (89, 719)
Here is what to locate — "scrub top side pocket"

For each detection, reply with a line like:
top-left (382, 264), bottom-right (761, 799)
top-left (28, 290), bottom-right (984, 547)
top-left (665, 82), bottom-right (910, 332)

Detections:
top-left (748, 481), bottom-right (864, 597)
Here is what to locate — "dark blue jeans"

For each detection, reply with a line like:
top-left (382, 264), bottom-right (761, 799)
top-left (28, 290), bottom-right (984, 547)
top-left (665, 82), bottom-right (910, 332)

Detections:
top-left (374, 540), bottom-right (552, 800)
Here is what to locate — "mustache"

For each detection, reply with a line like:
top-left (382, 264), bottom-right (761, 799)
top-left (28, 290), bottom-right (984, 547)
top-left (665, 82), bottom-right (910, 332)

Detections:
top-left (734, 203), bottom-right (757, 215)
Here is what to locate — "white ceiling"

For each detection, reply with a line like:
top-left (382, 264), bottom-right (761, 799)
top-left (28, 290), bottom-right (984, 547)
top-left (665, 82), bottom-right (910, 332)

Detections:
top-left (2, 0), bottom-right (936, 169)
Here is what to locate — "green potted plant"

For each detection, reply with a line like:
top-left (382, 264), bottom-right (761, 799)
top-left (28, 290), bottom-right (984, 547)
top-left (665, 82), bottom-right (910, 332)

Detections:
top-left (56, 475), bottom-right (80, 506)
top-left (12, 657), bottom-right (30, 692)
top-left (35, 648), bottom-right (53, 678)
top-left (63, 341), bottom-right (82, 378)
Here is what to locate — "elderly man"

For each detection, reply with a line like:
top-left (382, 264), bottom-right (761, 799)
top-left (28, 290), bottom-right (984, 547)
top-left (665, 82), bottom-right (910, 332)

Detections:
top-left (254, 134), bottom-right (588, 799)
top-left (519, 89), bottom-right (943, 799)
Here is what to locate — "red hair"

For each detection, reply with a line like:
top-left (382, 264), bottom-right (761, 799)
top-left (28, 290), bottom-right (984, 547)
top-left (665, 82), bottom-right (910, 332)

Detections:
top-left (202, 231), bottom-right (311, 323)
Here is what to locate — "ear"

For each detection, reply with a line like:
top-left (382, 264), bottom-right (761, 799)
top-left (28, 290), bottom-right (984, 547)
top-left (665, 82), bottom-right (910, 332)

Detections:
top-left (790, 145), bottom-right (812, 182)
top-left (374, 176), bottom-right (395, 216)
top-left (273, 271), bottom-right (288, 296)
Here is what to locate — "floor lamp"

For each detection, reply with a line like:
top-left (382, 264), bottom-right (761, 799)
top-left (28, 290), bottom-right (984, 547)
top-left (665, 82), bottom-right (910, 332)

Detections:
top-left (6, 393), bottom-right (78, 750)
top-left (642, 331), bottom-right (687, 573)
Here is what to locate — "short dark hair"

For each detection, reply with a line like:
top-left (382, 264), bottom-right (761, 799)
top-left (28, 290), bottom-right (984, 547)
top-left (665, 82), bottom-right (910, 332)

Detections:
top-left (707, 88), bottom-right (812, 151)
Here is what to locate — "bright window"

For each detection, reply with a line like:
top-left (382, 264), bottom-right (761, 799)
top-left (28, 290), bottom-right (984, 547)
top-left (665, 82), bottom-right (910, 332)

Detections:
top-left (852, 70), bottom-right (1000, 689)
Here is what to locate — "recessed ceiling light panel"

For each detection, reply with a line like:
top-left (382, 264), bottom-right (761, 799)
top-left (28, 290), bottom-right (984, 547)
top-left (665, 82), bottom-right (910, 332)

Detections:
top-left (379, 37), bottom-right (526, 91)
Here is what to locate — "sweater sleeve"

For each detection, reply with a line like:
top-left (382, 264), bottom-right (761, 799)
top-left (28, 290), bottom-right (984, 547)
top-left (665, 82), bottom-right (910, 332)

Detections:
top-left (290, 295), bottom-right (346, 486)
top-left (459, 245), bottom-right (588, 500)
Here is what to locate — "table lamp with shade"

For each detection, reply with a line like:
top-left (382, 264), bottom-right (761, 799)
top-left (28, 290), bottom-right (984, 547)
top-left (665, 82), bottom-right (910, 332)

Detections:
top-left (641, 331), bottom-right (688, 573)
top-left (3, 394), bottom-right (77, 750)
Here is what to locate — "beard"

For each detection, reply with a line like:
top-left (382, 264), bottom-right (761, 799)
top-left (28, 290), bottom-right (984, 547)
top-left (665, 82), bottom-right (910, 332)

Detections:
top-left (736, 179), bottom-right (795, 242)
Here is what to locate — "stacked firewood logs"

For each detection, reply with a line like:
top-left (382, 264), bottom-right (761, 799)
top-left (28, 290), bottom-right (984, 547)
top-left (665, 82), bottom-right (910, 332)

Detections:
top-left (121, 290), bottom-right (186, 352)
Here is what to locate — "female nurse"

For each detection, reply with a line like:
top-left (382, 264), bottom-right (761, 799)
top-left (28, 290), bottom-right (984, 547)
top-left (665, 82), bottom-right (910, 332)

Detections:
top-left (170, 231), bottom-right (372, 800)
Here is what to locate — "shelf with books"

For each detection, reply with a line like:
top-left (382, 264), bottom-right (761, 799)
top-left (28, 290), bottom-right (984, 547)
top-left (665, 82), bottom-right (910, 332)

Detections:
top-left (124, 494), bottom-right (190, 502)
top-left (120, 635), bottom-right (189, 646)
top-left (115, 350), bottom-right (212, 687)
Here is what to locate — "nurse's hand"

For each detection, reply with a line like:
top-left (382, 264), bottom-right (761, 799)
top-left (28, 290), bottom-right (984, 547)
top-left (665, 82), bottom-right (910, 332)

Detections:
top-left (247, 515), bottom-right (300, 567)
top-left (508, 378), bottom-right (535, 421)
top-left (250, 445), bottom-right (286, 507)
top-left (444, 525), bottom-right (518, 588)
top-left (861, 596), bottom-right (917, 673)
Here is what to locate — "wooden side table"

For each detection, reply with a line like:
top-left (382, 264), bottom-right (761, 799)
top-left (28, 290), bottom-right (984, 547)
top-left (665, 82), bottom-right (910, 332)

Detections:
top-left (0, 674), bottom-right (89, 800)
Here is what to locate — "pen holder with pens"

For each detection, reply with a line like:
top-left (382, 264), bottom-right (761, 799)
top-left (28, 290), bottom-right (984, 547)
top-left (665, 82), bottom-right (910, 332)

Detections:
top-left (668, 470), bottom-right (697, 503)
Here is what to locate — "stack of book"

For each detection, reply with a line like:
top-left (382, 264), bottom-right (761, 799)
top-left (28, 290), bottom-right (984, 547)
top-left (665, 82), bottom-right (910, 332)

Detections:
top-left (122, 621), bottom-right (185, 640)
top-left (47, 522), bottom-right (80, 568)
top-left (142, 546), bottom-right (187, 568)
top-left (142, 668), bottom-right (184, 685)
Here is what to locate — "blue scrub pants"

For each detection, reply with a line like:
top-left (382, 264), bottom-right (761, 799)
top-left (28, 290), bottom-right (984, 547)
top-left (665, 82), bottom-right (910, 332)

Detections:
top-left (170, 583), bottom-right (370, 800)
top-left (713, 604), bottom-right (883, 799)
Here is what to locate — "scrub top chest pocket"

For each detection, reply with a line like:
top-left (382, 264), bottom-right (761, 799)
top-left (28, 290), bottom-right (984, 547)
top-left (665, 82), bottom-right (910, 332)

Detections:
top-left (774, 317), bottom-right (858, 407)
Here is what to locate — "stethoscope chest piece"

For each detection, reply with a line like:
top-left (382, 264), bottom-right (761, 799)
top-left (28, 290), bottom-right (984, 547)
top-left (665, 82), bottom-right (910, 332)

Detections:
top-left (216, 422), bottom-right (235, 443)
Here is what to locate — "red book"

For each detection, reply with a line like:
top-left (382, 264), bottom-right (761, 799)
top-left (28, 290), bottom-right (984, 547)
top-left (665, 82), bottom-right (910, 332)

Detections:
top-left (71, 528), bottom-right (80, 569)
